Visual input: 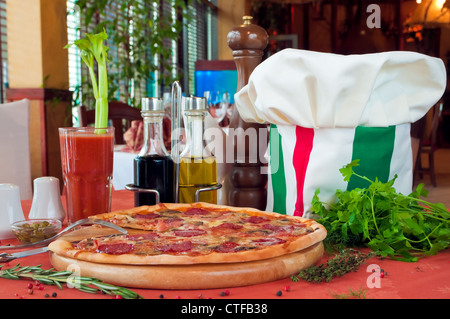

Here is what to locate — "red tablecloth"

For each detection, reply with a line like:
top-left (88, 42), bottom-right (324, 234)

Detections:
top-left (0, 190), bottom-right (448, 300)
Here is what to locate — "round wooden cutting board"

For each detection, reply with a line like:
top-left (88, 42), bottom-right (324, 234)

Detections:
top-left (49, 225), bottom-right (324, 289)
top-left (50, 242), bottom-right (323, 289)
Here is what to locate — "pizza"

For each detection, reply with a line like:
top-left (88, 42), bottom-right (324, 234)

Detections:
top-left (48, 202), bottom-right (327, 265)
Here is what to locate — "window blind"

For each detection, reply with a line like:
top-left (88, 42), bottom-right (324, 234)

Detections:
top-left (66, 0), bottom-right (217, 113)
top-left (182, 0), bottom-right (216, 95)
top-left (0, 0), bottom-right (7, 103)
top-left (66, 0), bottom-right (81, 106)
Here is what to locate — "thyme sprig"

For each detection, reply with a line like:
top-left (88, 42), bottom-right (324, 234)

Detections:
top-left (291, 249), bottom-right (375, 283)
top-left (330, 286), bottom-right (370, 299)
top-left (0, 264), bottom-right (143, 299)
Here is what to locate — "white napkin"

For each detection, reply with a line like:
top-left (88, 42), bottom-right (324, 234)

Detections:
top-left (235, 49), bottom-right (446, 128)
top-left (0, 99), bottom-right (32, 200)
top-left (112, 150), bottom-right (136, 190)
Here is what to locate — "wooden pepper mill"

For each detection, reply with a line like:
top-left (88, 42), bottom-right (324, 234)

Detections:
top-left (227, 16), bottom-right (269, 210)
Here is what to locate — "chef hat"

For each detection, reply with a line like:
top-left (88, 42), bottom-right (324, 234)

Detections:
top-left (235, 49), bottom-right (446, 128)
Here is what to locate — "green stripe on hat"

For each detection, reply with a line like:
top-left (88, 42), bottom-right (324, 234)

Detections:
top-left (270, 124), bottom-right (287, 214)
top-left (347, 126), bottom-right (396, 190)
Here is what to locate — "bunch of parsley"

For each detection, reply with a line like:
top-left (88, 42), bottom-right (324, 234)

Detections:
top-left (312, 160), bottom-right (450, 262)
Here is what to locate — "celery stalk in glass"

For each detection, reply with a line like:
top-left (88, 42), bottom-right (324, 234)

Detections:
top-left (65, 30), bottom-right (109, 132)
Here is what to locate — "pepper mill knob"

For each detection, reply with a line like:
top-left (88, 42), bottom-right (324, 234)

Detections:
top-left (227, 16), bottom-right (269, 53)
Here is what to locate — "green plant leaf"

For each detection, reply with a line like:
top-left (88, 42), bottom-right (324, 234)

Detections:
top-left (313, 160), bottom-right (450, 262)
top-left (339, 159), bottom-right (359, 182)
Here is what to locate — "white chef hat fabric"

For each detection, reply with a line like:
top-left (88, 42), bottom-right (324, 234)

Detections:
top-left (234, 49), bottom-right (446, 128)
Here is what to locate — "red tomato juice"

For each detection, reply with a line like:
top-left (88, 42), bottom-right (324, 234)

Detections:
top-left (59, 128), bottom-right (114, 223)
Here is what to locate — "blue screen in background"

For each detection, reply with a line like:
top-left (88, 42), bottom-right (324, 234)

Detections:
top-left (195, 70), bottom-right (238, 103)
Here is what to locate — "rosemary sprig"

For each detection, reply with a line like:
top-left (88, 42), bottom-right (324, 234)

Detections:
top-left (0, 264), bottom-right (144, 299)
top-left (291, 249), bottom-right (375, 283)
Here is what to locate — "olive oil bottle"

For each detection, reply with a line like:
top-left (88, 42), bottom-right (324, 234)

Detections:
top-left (179, 156), bottom-right (217, 203)
top-left (133, 97), bottom-right (174, 206)
top-left (178, 96), bottom-right (217, 203)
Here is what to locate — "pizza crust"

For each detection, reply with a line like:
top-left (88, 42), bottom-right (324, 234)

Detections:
top-left (48, 203), bottom-right (326, 265)
top-left (91, 202), bottom-right (306, 222)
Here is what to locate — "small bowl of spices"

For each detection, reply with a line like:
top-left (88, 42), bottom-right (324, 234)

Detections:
top-left (11, 219), bottom-right (62, 244)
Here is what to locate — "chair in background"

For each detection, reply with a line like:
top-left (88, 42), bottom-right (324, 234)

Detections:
top-left (0, 99), bottom-right (33, 200)
top-left (78, 101), bottom-right (142, 144)
top-left (413, 100), bottom-right (443, 187)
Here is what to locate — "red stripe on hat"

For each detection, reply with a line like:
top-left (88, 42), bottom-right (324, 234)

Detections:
top-left (293, 126), bottom-right (314, 217)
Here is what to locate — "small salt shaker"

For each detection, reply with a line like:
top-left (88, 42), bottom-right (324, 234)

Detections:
top-left (0, 183), bottom-right (25, 239)
top-left (29, 177), bottom-right (66, 222)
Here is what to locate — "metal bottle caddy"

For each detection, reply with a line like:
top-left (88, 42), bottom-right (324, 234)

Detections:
top-left (126, 81), bottom-right (221, 204)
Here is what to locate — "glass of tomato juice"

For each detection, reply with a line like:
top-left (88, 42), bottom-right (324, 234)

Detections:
top-left (59, 127), bottom-right (114, 224)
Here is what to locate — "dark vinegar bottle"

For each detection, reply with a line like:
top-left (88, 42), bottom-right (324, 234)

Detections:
top-left (134, 155), bottom-right (173, 205)
top-left (133, 97), bottom-right (174, 206)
